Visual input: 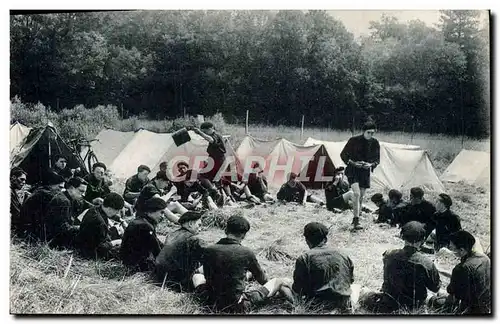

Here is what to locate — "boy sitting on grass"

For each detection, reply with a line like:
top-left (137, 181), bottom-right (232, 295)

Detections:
top-left (192, 215), bottom-right (291, 313)
top-left (358, 221), bottom-right (441, 313)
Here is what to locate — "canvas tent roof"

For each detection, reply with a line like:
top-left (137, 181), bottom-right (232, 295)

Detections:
top-left (304, 137), bottom-right (445, 192)
top-left (10, 122), bottom-right (32, 158)
top-left (11, 123), bottom-right (88, 185)
top-left (87, 128), bottom-right (242, 181)
top-left (236, 136), bottom-right (336, 189)
top-left (440, 149), bottom-right (490, 189)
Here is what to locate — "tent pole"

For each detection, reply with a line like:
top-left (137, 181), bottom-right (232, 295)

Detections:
top-left (300, 115), bottom-right (305, 141)
top-left (245, 110), bottom-right (249, 135)
top-left (48, 135), bottom-right (52, 168)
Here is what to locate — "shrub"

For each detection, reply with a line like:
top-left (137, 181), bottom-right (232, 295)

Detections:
top-left (10, 96), bottom-right (59, 129)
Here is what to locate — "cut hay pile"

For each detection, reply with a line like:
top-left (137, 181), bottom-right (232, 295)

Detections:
top-left (201, 208), bottom-right (244, 229)
top-left (258, 237), bottom-right (294, 262)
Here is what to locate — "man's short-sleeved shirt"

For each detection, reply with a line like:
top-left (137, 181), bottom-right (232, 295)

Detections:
top-left (292, 245), bottom-right (354, 299)
top-left (447, 252), bottom-right (491, 314)
top-left (202, 237), bottom-right (268, 310)
top-left (381, 246), bottom-right (441, 307)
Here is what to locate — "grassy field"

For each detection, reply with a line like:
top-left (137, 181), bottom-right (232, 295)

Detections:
top-left (9, 124), bottom-right (491, 315)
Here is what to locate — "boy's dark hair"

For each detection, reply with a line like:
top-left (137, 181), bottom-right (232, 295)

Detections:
top-left (66, 177), bottom-right (88, 189)
top-left (362, 121), bottom-right (377, 131)
top-left (388, 189), bottom-right (403, 201)
top-left (159, 161), bottom-right (168, 169)
top-left (226, 215), bottom-right (250, 236)
top-left (410, 187), bottom-right (424, 199)
top-left (401, 221), bottom-right (427, 243)
top-left (177, 161), bottom-right (189, 169)
top-left (137, 165), bottom-right (151, 173)
top-left (449, 230), bottom-right (476, 252)
top-left (155, 170), bottom-right (169, 181)
top-left (200, 122), bottom-right (214, 130)
top-left (53, 154), bottom-right (67, 163)
top-left (103, 192), bottom-right (125, 210)
top-left (303, 222), bottom-right (329, 247)
top-left (92, 162), bottom-right (107, 172)
top-left (288, 172), bottom-right (298, 180)
top-left (370, 193), bottom-right (384, 204)
top-left (11, 167), bottom-right (27, 178)
top-left (438, 193), bottom-right (453, 209)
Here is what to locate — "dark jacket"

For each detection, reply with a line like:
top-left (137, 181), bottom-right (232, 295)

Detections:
top-left (201, 237), bottom-right (268, 311)
top-left (293, 244), bottom-right (354, 300)
top-left (76, 206), bottom-right (115, 259)
top-left (382, 246), bottom-right (441, 308)
top-left (447, 252), bottom-right (491, 314)
top-left (277, 182), bottom-right (307, 203)
top-left (206, 132), bottom-right (226, 162)
top-left (340, 135), bottom-right (380, 170)
top-left (135, 181), bottom-right (166, 216)
top-left (120, 217), bottom-right (162, 271)
top-left (432, 210), bottom-right (462, 249)
top-left (44, 191), bottom-right (80, 247)
top-left (400, 200), bottom-right (437, 234)
top-left (18, 187), bottom-right (59, 239)
top-left (123, 174), bottom-right (149, 204)
top-left (375, 202), bottom-right (394, 224)
top-left (155, 227), bottom-right (206, 290)
top-left (10, 187), bottom-right (30, 231)
top-left (83, 174), bottom-right (110, 202)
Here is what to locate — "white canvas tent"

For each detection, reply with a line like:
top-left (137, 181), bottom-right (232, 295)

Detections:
top-left (10, 122), bottom-right (32, 158)
top-left (304, 137), bottom-right (445, 192)
top-left (85, 128), bottom-right (242, 180)
top-left (441, 149), bottom-right (490, 189)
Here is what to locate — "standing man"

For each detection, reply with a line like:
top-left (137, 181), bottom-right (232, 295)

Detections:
top-left (340, 121), bottom-right (380, 231)
top-left (123, 165), bottom-right (151, 205)
top-left (192, 122), bottom-right (231, 193)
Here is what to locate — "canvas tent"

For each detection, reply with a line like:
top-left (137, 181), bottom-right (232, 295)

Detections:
top-left (304, 137), bottom-right (445, 192)
top-left (11, 123), bottom-right (88, 185)
top-left (10, 122), bottom-right (32, 158)
top-left (236, 136), bottom-right (336, 189)
top-left (85, 128), bottom-right (243, 181)
top-left (440, 149), bottom-right (490, 189)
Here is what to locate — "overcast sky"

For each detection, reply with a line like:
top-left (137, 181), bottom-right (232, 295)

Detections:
top-left (326, 10), bottom-right (489, 38)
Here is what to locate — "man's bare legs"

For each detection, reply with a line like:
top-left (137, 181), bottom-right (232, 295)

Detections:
top-left (350, 183), bottom-right (364, 229)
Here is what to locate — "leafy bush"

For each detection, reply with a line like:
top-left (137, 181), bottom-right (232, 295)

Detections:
top-left (10, 96), bottom-right (60, 129)
top-left (57, 104), bottom-right (121, 141)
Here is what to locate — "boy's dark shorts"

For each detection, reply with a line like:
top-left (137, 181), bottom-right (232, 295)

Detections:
top-left (194, 284), bottom-right (269, 313)
top-left (345, 165), bottom-right (371, 189)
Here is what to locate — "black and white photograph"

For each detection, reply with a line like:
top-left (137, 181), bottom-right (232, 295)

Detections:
top-left (8, 8), bottom-right (491, 316)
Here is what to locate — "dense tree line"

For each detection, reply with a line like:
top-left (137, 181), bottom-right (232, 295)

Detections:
top-left (10, 10), bottom-right (490, 137)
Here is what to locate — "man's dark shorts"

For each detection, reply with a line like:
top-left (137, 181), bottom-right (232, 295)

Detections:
top-left (194, 284), bottom-right (269, 313)
top-left (345, 165), bottom-right (371, 189)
